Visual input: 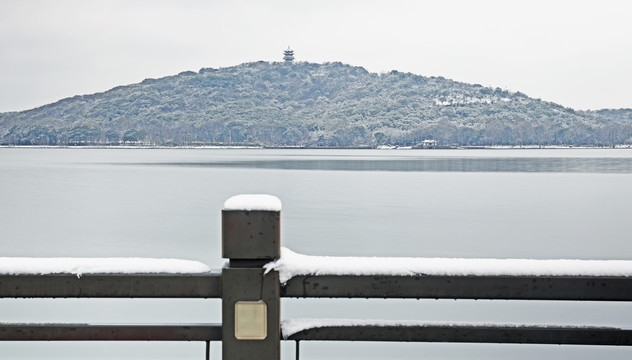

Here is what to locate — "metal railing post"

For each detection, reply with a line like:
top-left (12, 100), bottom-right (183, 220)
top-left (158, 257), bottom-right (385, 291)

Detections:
top-left (221, 200), bottom-right (281, 360)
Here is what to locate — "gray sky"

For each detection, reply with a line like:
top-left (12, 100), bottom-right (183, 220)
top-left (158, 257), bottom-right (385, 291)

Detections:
top-left (1, 0), bottom-right (630, 113)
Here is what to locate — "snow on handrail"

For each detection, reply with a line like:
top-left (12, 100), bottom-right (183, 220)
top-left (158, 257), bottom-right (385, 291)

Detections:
top-left (281, 318), bottom-right (616, 339)
top-left (265, 247), bottom-right (632, 283)
top-left (0, 257), bottom-right (211, 277)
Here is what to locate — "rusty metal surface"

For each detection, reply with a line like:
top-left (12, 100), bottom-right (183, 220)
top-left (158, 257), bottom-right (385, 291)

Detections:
top-left (282, 275), bottom-right (632, 301)
top-left (0, 323), bottom-right (221, 341)
top-left (0, 272), bottom-right (221, 298)
top-left (285, 324), bottom-right (632, 345)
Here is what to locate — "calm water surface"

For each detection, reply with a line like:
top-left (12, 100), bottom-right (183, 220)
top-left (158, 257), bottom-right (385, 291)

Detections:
top-left (1, 148), bottom-right (631, 359)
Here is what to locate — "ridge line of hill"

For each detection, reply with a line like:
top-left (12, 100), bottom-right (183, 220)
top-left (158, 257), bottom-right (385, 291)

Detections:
top-left (1, 61), bottom-right (631, 147)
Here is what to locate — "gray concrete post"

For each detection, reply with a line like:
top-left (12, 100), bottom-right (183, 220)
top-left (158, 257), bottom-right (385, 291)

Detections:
top-left (222, 199), bottom-right (281, 360)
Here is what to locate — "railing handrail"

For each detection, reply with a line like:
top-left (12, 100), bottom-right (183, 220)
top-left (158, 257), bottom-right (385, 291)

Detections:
top-left (282, 274), bottom-right (632, 301)
top-left (0, 323), bottom-right (222, 341)
top-left (1, 195), bottom-right (631, 360)
top-left (4, 272), bottom-right (632, 301)
top-left (283, 321), bottom-right (632, 346)
top-left (0, 272), bottom-right (222, 298)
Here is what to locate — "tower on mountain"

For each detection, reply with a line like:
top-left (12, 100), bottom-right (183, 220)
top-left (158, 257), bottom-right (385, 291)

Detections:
top-left (283, 47), bottom-right (294, 63)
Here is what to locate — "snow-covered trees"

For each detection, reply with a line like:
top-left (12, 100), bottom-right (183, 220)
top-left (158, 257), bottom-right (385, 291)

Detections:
top-left (1, 61), bottom-right (630, 147)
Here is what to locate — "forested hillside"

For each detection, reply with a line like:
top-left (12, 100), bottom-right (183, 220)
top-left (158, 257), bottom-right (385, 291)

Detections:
top-left (1, 61), bottom-right (631, 147)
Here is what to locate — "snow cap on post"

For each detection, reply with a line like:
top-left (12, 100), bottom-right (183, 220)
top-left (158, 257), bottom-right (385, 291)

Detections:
top-left (223, 194), bottom-right (282, 212)
top-left (222, 194), bottom-right (281, 260)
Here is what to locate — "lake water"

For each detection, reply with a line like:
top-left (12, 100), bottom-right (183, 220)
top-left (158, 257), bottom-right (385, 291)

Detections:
top-left (1, 148), bottom-right (631, 359)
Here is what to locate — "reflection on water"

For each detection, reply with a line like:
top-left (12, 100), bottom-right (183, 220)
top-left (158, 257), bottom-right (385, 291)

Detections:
top-left (148, 157), bottom-right (632, 173)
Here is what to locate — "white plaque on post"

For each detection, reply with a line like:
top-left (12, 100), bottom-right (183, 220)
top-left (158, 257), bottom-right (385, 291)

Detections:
top-left (235, 301), bottom-right (268, 340)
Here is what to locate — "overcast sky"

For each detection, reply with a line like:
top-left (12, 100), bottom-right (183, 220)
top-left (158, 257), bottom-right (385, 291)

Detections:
top-left (1, 0), bottom-right (630, 113)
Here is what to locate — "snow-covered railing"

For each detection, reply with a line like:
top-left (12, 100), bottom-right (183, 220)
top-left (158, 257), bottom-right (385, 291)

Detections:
top-left (271, 248), bottom-right (632, 301)
top-left (0, 257), bottom-right (212, 277)
top-left (0, 272), bottom-right (222, 298)
top-left (272, 248), bottom-right (632, 357)
top-left (281, 319), bottom-right (632, 346)
top-left (1, 194), bottom-right (632, 360)
top-left (0, 257), bottom-right (221, 298)
top-left (267, 247), bottom-right (632, 283)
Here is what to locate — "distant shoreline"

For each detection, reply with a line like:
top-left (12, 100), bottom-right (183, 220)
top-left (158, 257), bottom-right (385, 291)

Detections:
top-left (1, 145), bottom-right (630, 150)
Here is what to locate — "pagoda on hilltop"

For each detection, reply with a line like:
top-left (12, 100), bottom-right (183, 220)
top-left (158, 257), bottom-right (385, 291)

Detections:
top-left (283, 46), bottom-right (294, 63)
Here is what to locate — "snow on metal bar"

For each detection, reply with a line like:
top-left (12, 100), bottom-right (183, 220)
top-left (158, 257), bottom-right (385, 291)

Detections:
top-left (282, 319), bottom-right (632, 345)
top-left (266, 248), bottom-right (632, 284)
top-left (281, 318), bottom-right (613, 338)
top-left (0, 257), bottom-right (211, 277)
